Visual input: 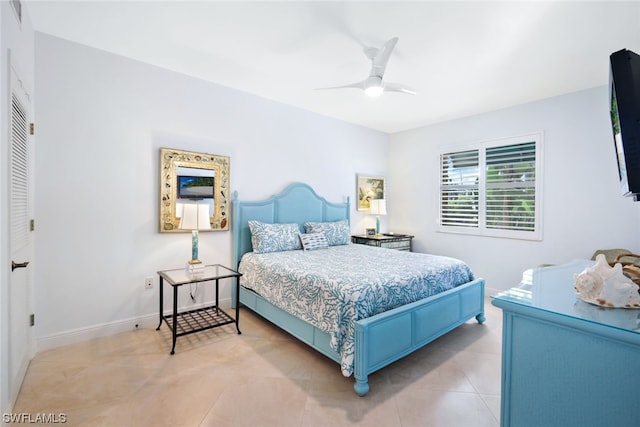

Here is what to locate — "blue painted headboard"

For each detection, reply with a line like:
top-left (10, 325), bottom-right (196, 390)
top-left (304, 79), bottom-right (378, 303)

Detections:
top-left (231, 182), bottom-right (351, 269)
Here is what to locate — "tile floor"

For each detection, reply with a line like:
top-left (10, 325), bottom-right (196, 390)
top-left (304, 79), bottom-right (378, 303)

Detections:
top-left (12, 298), bottom-right (503, 426)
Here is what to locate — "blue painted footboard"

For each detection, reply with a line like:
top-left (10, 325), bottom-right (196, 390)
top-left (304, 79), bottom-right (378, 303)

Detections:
top-left (352, 277), bottom-right (485, 395)
top-left (238, 276), bottom-right (485, 396)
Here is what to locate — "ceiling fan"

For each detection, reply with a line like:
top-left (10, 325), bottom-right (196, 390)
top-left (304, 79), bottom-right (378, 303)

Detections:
top-left (319, 37), bottom-right (416, 97)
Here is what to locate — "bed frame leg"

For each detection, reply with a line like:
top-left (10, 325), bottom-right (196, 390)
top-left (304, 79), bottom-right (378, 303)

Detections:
top-left (476, 312), bottom-right (486, 324)
top-left (354, 376), bottom-right (370, 396)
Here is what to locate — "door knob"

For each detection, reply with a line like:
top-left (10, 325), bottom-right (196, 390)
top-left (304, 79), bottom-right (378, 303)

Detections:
top-left (11, 261), bottom-right (29, 271)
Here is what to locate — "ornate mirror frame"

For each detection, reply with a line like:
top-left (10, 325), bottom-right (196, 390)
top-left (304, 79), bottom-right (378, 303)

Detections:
top-left (160, 148), bottom-right (230, 232)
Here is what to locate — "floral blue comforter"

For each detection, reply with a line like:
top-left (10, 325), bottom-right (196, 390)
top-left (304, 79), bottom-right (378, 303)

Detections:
top-left (238, 244), bottom-right (474, 376)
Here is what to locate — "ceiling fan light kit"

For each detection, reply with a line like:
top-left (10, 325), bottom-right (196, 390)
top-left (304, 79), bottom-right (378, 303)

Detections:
top-left (364, 76), bottom-right (384, 97)
top-left (365, 85), bottom-right (384, 97)
top-left (319, 37), bottom-right (416, 97)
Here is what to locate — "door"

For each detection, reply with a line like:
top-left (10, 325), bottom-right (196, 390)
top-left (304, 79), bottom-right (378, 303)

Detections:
top-left (8, 57), bottom-right (34, 407)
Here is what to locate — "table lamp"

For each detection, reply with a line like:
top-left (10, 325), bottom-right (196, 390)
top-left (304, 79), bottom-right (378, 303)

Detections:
top-left (179, 202), bottom-right (211, 265)
top-left (368, 199), bottom-right (387, 235)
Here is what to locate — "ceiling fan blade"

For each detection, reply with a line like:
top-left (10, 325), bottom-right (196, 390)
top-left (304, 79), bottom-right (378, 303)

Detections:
top-left (316, 80), bottom-right (367, 91)
top-left (371, 37), bottom-right (398, 77)
top-left (384, 82), bottom-right (417, 95)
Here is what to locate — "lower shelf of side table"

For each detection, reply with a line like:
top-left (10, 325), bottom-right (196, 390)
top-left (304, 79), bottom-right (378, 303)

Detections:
top-left (162, 305), bottom-right (235, 337)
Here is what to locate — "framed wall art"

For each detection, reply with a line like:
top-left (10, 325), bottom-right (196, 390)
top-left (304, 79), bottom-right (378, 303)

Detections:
top-left (357, 174), bottom-right (386, 211)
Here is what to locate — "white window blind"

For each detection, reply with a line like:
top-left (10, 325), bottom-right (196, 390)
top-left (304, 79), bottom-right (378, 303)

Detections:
top-left (439, 134), bottom-right (542, 240)
top-left (440, 149), bottom-right (479, 228)
top-left (486, 142), bottom-right (536, 232)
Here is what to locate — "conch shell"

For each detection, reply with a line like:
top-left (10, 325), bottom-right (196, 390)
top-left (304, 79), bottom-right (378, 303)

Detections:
top-left (574, 254), bottom-right (640, 308)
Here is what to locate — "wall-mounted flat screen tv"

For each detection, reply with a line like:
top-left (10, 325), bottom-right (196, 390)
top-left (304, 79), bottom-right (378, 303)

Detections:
top-left (177, 175), bottom-right (214, 199)
top-left (609, 49), bottom-right (640, 201)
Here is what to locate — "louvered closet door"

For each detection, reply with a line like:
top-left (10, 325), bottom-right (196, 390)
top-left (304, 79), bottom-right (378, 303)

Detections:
top-left (8, 58), bottom-right (33, 408)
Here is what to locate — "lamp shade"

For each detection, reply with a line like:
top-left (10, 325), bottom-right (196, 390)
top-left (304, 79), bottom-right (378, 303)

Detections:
top-left (179, 203), bottom-right (211, 230)
top-left (369, 199), bottom-right (387, 216)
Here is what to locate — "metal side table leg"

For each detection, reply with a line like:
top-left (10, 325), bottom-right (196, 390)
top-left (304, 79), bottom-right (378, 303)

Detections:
top-left (156, 276), bottom-right (164, 330)
top-left (235, 277), bottom-right (242, 334)
top-left (171, 285), bottom-right (178, 355)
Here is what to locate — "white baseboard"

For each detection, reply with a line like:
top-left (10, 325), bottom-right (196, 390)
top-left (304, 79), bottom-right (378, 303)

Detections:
top-left (36, 297), bottom-right (232, 352)
top-left (37, 285), bottom-right (500, 353)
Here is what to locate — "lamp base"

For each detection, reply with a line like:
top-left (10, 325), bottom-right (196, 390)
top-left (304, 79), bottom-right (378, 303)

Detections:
top-left (185, 261), bottom-right (205, 277)
top-left (188, 259), bottom-right (202, 265)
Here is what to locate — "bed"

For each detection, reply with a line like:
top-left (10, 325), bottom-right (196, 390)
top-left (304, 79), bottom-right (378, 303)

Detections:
top-left (231, 182), bottom-right (485, 396)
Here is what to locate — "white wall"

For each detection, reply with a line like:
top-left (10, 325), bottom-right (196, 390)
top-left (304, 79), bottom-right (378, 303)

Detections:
top-left (389, 87), bottom-right (640, 292)
top-left (1, 0), bottom-right (35, 414)
top-left (34, 33), bottom-right (388, 349)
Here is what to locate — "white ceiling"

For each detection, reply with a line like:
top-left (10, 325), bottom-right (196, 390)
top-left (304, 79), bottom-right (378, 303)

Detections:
top-left (25, 1), bottom-right (640, 134)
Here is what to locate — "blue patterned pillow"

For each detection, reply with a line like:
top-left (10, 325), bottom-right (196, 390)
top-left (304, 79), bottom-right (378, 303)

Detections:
top-left (248, 221), bottom-right (302, 254)
top-left (299, 232), bottom-right (329, 251)
top-left (304, 220), bottom-right (350, 246)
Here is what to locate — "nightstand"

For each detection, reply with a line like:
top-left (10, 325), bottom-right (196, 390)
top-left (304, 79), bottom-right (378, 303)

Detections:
top-left (351, 234), bottom-right (414, 251)
top-left (156, 264), bottom-right (242, 354)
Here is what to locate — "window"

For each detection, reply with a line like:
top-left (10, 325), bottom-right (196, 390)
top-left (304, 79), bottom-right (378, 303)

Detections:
top-left (439, 133), bottom-right (542, 240)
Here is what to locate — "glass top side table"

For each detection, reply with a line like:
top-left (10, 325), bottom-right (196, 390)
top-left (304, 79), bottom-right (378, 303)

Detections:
top-left (156, 264), bottom-right (242, 354)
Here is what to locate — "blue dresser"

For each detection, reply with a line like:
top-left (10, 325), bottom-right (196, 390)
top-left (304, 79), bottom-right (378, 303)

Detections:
top-left (491, 259), bottom-right (640, 427)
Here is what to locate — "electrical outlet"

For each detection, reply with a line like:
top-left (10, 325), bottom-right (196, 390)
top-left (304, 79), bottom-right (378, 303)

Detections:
top-left (145, 277), bottom-right (153, 289)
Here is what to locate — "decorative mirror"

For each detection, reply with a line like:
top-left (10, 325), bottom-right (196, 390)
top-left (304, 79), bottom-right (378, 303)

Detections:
top-left (160, 148), bottom-right (230, 232)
